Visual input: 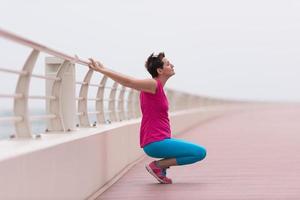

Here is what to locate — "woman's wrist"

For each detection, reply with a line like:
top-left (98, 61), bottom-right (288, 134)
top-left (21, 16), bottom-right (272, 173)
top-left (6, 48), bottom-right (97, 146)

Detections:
top-left (97, 66), bottom-right (106, 73)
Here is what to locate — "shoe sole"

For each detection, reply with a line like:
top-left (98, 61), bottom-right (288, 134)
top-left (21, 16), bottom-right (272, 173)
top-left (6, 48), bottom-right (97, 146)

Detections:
top-left (145, 164), bottom-right (165, 184)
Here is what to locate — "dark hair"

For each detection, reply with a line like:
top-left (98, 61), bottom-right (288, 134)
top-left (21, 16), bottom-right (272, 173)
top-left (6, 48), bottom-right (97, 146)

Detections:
top-left (145, 52), bottom-right (165, 78)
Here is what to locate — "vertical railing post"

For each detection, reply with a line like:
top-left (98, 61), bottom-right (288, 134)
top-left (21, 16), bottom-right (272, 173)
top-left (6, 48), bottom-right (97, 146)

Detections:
top-left (133, 90), bottom-right (140, 118)
top-left (108, 82), bottom-right (118, 122)
top-left (127, 89), bottom-right (135, 119)
top-left (117, 86), bottom-right (126, 121)
top-left (78, 69), bottom-right (93, 127)
top-left (96, 76), bottom-right (108, 124)
top-left (45, 57), bottom-right (76, 131)
top-left (165, 89), bottom-right (175, 112)
top-left (14, 49), bottom-right (39, 138)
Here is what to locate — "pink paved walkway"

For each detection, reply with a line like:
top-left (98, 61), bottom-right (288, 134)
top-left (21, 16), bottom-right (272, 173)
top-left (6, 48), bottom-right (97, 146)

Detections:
top-left (97, 104), bottom-right (300, 200)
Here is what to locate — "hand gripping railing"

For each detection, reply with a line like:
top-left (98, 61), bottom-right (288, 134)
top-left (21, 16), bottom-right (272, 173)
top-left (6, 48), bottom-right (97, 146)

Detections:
top-left (0, 28), bottom-right (232, 139)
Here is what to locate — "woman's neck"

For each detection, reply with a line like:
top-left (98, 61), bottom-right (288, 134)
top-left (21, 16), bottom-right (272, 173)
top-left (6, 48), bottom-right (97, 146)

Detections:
top-left (155, 76), bottom-right (168, 87)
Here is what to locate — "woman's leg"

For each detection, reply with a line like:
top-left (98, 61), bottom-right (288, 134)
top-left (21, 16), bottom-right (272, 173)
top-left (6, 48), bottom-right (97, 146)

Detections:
top-left (156, 158), bottom-right (177, 169)
top-left (143, 138), bottom-right (207, 169)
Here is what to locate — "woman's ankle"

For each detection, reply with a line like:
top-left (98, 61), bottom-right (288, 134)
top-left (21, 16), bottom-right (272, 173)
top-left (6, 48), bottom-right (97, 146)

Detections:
top-left (155, 161), bottom-right (169, 169)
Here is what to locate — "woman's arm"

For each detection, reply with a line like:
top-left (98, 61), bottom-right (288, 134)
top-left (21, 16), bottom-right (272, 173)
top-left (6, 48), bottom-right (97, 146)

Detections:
top-left (88, 58), bottom-right (157, 94)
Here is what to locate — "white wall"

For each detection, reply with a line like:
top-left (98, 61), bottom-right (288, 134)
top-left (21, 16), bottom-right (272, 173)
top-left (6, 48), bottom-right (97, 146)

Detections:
top-left (0, 105), bottom-right (246, 200)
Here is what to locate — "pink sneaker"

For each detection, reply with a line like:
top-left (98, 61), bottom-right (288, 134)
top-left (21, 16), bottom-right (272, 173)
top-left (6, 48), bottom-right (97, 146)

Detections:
top-left (145, 161), bottom-right (172, 184)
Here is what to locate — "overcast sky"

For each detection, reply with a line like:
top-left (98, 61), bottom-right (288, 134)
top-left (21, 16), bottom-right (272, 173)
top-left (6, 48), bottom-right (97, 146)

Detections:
top-left (1, 0), bottom-right (300, 104)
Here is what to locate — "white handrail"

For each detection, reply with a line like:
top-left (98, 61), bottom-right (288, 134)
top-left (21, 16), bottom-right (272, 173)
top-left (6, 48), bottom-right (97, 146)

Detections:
top-left (0, 28), bottom-right (89, 66)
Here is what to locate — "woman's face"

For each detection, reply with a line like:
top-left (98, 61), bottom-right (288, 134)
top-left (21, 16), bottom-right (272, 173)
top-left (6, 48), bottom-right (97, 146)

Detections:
top-left (161, 58), bottom-right (175, 77)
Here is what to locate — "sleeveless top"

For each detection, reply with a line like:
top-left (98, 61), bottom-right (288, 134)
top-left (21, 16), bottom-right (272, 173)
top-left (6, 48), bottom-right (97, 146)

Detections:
top-left (139, 79), bottom-right (171, 148)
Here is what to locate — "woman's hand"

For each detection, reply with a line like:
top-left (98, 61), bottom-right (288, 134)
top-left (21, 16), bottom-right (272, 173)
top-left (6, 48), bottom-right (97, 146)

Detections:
top-left (88, 58), bottom-right (105, 72)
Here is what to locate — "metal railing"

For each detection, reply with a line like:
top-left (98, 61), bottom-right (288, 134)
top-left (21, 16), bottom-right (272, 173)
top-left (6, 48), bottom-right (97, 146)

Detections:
top-left (0, 28), bottom-right (232, 139)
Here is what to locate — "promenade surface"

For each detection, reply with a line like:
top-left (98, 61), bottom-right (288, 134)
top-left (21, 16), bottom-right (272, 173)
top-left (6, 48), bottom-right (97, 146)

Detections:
top-left (97, 104), bottom-right (300, 200)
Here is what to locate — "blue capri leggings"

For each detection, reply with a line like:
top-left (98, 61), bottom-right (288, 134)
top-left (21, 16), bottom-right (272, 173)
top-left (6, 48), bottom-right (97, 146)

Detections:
top-left (143, 138), bottom-right (207, 166)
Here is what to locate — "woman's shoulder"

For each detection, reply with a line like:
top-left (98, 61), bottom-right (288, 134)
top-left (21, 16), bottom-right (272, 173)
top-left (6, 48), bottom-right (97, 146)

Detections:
top-left (140, 78), bottom-right (161, 95)
top-left (153, 79), bottom-right (163, 93)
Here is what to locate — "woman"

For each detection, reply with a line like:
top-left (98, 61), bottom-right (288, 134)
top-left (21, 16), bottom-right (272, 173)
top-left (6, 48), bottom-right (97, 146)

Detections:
top-left (88, 52), bottom-right (206, 184)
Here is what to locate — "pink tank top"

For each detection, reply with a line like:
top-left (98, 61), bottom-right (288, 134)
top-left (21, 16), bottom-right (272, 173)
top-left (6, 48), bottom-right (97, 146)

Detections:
top-left (139, 79), bottom-right (171, 148)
